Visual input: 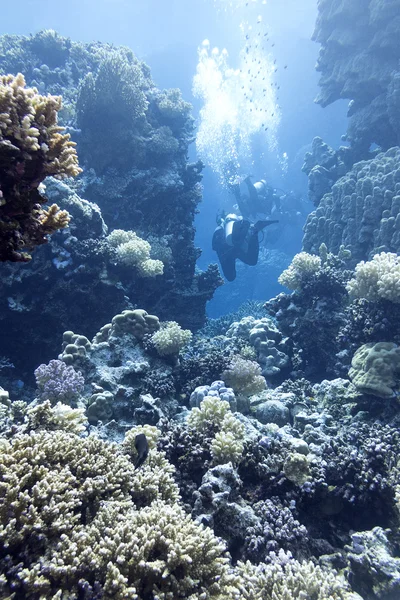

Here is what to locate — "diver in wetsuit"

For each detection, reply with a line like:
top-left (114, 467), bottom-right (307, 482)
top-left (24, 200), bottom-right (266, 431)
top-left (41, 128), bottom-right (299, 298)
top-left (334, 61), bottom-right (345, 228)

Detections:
top-left (212, 213), bottom-right (278, 281)
top-left (230, 176), bottom-right (281, 219)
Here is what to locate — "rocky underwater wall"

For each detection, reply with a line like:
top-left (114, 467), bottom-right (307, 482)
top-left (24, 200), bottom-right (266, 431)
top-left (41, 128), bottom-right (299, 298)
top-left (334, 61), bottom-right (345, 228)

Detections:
top-left (302, 0), bottom-right (400, 264)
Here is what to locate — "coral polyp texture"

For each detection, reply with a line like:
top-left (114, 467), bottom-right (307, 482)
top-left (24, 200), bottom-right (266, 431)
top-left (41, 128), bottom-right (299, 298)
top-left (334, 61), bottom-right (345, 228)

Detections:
top-left (303, 147), bottom-right (400, 263)
top-left (0, 73), bottom-right (81, 261)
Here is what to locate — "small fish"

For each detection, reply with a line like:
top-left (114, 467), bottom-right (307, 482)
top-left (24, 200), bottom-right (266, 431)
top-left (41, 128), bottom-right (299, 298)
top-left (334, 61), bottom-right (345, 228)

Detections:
top-left (284, 65), bottom-right (288, 69)
top-left (134, 433), bottom-right (149, 469)
top-left (272, 43), bottom-right (275, 47)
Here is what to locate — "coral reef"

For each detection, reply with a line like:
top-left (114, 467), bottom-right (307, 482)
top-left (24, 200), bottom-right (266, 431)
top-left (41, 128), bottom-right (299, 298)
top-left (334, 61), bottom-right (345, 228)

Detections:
top-left (0, 34), bottom-right (222, 385)
top-left (222, 355), bottom-right (267, 397)
top-left (0, 73), bottom-right (81, 261)
top-left (0, 430), bottom-right (242, 598)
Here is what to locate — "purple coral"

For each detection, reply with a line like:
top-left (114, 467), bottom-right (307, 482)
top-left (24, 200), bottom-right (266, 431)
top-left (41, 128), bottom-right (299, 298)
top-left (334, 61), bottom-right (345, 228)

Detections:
top-left (34, 359), bottom-right (84, 405)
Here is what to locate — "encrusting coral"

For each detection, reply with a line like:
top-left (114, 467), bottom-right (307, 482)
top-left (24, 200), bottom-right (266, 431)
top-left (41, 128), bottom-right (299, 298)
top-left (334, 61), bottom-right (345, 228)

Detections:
top-left (0, 73), bottom-right (81, 261)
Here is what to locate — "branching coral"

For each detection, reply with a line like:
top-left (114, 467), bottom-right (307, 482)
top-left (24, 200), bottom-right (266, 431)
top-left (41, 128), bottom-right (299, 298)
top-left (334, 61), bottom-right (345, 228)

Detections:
top-left (187, 392), bottom-right (245, 466)
top-left (0, 430), bottom-right (243, 599)
top-left (347, 252), bottom-right (400, 303)
top-left (0, 73), bottom-right (81, 261)
top-left (236, 558), bottom-right (357, 600)
top-left (278, 252), bottom-right (322, 291)
top-left (107, 228), bottom-right (164, 277)
top-left (222, 355), bottom-right (266, 396)
top-left (151, 320), bottom-right (193, 356)
top-left (34, 359), bottom-right (84, 405)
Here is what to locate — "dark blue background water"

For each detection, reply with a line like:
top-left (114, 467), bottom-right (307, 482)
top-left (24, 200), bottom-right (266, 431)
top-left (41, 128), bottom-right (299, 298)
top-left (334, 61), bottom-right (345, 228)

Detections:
top-left (1, 0), bottom-right (347, 317)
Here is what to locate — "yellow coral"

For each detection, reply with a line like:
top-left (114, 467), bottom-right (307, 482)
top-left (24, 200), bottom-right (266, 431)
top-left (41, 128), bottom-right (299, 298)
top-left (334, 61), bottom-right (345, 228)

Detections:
top-left (211, 413), bottom-right (245, 465)
top-left (0, 430), bottom-right (243, 599)
top-left (188, 395), bottom-right (231, 431)
top-left (278, 252), bottom-right (322, 291)
top-left (151, 320), bottom-right (192, 355)
top-left (39, 202), bottom-right (71, 232)
top-left (0, 73), bottom-right (81, 261)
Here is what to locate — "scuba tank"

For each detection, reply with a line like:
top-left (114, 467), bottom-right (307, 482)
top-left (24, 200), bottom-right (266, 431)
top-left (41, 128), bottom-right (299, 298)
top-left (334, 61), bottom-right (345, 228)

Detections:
top-left (224, 214), bottom-right (242, 246)
top-left (253, 179), bottom-right (267, 195)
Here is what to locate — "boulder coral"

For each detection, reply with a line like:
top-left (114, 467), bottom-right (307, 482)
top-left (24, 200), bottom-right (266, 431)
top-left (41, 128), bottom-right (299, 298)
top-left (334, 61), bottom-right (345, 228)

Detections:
top-left (349, 341), bottom-right (400, 398)
top-left (303, 147), bottom-right (400, 262)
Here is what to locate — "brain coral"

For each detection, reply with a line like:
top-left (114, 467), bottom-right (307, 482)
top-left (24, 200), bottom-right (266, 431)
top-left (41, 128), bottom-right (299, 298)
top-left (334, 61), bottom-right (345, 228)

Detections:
top-left (303, 147), bottom-right (400, 263)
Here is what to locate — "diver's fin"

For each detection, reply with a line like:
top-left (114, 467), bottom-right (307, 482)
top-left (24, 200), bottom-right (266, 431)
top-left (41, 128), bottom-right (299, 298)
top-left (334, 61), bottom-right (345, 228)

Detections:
top-left (254, 219), bottom-right (279, 233)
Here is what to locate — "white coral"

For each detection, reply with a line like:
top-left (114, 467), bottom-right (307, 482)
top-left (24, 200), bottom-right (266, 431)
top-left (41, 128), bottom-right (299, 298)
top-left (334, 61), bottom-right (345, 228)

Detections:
top-left (347, 252), bottom-right (400, 303)
top-left (278, 252), bottom-right (322, 291)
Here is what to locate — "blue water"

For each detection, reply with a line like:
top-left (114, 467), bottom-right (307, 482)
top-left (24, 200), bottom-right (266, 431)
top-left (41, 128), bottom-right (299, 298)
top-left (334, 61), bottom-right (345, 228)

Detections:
top-left (0, 0), bottom-right (347, 317)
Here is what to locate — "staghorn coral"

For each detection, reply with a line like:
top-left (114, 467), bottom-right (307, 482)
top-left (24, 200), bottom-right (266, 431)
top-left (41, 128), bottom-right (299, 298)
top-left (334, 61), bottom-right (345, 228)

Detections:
top-left (0, 73), bottom-right (81, 261)
top-left (347, 252), bottom-right (400, 303)
top-left (236, 558), bottom-right (358, 600)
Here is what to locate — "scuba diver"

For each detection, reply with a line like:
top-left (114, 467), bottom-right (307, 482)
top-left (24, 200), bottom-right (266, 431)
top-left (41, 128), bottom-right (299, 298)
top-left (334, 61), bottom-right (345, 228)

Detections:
top-left (229, 175), bottom-right (281, 219)
top-left (212, 213), bottom-right (278, 281)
